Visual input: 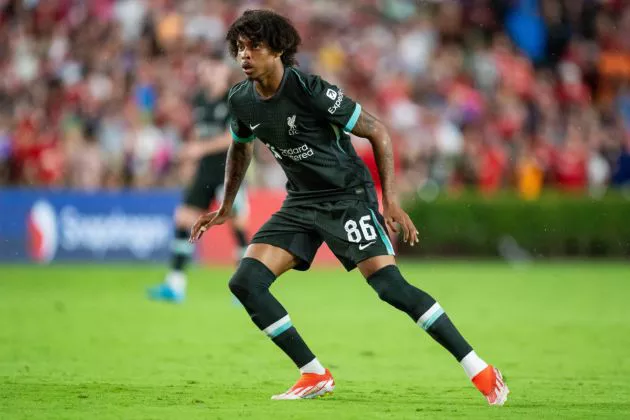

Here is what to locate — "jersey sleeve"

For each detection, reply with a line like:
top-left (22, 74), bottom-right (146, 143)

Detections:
top-left (305, 73), bottom-right (362, 132)
top-left (229, 116), bottom-right (255, 143)
top-left (227, 85), bottom-right (255, 143)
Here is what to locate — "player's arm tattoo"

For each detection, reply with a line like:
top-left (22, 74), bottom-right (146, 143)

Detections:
top-left (221, 141), bottom-right (253, 210)
top-left (351, 109), bottom-right (379, 138)
top-left (351, 110), bottom-right (398, 204)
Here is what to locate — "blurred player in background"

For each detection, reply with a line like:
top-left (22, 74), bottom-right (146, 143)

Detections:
top-left (148, 58), bottom-right (249, 303)
top-left (190, 10), bottom-right (509, 405)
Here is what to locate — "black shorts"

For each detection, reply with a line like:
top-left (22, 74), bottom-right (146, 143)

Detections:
top-left (251, 199), bottom-right (395, 271)
top-left (183, 163), bottom-right (248, 214)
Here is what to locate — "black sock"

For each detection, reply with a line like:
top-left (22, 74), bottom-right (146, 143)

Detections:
top-left (229, 258), bottom-right (316, 368)
top-left (272, 326), bottom-right (318, 368)
top-left (233, 227), bottom-right (248, 248)
top-left (367, 265), bottom-right (473, 361)
top-left (425, 314), bottom-right (472, 361)
top-left (170, 228), bottom-right (193, 272)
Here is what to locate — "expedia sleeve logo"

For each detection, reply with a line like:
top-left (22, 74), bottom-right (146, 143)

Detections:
top-left (327, 89), bottom-right (344, 114)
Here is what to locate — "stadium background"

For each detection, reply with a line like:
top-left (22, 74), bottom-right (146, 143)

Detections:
top-left (1, 0), bottom-right (629, 419)
top-left (2, 0), bottom-right (630, 264)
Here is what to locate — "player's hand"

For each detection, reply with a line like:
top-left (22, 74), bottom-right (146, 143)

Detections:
top-left (189, 207), bottom-right (231, 243)
top-left (383, 202), bottom-right (419, 246)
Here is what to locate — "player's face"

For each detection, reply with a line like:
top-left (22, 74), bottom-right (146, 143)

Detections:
top-left (236, 36), bottom-right (280, 80)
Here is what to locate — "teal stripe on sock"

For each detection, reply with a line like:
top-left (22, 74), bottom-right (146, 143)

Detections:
top-left (267, 321), bottom-right (293, 338)
top-left (421, 308), bottom-right (445, 331)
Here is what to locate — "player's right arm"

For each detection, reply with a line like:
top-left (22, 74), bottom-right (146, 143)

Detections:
top-left (189, 115), bottom-right (255, 242)
top-left (221, 140), bottom-right (254, 209)
top-left (221, 114), bottom-right (255, 211)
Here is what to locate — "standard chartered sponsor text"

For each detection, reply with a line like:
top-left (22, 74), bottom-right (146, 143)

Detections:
top-left (279, 144), bottom-right (314, 161)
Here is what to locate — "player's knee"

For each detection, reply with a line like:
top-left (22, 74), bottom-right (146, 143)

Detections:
top-left (366, 265), bottom-right (434, 320)
top-left (228, 257), bottom-right (277, 303)
top-left (367, 265), bottom-right (411, 305)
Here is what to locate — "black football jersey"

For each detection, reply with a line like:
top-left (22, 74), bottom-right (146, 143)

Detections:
top-left (228, 67), bottom-right (375, 206)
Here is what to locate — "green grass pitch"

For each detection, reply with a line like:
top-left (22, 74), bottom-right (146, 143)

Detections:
top-left (1, 262), bottom-right (629, 419)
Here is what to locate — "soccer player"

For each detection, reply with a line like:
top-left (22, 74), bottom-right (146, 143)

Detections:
top-left (190, 10), bottom-right (509, 405)
top-left (149, 59), bottom-right (250, 303)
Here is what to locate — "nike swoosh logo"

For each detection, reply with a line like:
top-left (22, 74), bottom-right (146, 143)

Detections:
top-left (249, 123), bottom-right (261, 130)
top-left (358, 241), bottom-right (376, 250)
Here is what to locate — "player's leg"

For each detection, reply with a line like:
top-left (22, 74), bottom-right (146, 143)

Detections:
top-left (148, 204), bottom-right (203, 302)
top-left (148, 165), bottom-right (216, 302)
top-left (229, 209), bottom-right (334, 399)
top-left (357, 256), bottom-right (508, 405)
top-left (231, 244), bottom-right (319, 371)
top-left (321, 200), bottom-right (508, 405)
top-left (228, 203), bottom-right (249, 306)
top-left (358, 255), bottom-right (476, 364)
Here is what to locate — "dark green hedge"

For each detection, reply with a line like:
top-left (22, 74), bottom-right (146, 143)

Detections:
top-left (400, 194), bottom-right (630, 257)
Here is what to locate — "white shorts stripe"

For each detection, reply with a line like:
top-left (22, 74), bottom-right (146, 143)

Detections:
top-left (368, 209), bottom-right (395, 255)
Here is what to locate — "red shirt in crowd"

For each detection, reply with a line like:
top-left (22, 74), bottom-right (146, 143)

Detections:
top-left (478, 143), bottom-right (507, 194)
top-left (553, 144), bottom-right (587, 191)
top-left (11, 115), bottom-right (64, 186)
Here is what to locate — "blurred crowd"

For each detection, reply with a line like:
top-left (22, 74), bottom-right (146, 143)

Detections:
top-left (1, 0), bottom-right (630, 199)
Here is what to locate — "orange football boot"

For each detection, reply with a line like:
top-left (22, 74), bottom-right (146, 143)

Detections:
top-left (472, 365), bottom-right (509, 406)
top-left (271, 369), bottom-right (335, 400)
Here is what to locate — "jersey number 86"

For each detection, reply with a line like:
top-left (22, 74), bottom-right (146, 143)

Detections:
top-left (344, 216), bottom-right (377, 243)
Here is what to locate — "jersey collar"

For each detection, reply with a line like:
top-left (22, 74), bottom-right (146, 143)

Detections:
top-left (251, 66), bottom-right (290, 103)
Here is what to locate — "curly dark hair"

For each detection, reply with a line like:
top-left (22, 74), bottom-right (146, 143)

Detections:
top-left (226, 10), bottom-right (301, 67)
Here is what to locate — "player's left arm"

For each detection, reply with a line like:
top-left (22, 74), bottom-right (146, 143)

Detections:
top-left (351, 110), bottom-right (419, 246)
top-left (305, 72), bottom-right (418, 244)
